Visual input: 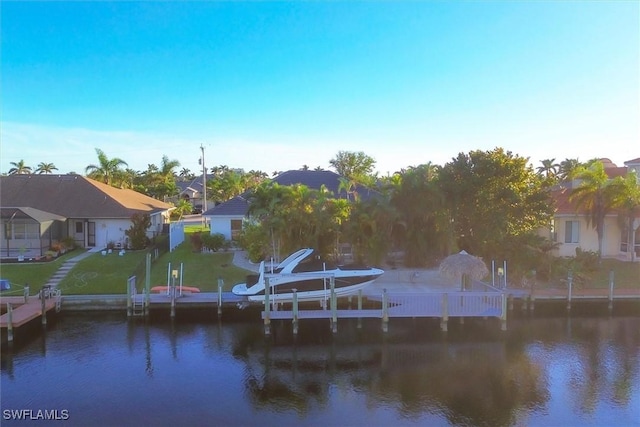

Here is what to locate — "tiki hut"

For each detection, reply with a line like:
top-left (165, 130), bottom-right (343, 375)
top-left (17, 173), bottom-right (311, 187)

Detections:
top-left (438, 250), bottom-right (489, 291)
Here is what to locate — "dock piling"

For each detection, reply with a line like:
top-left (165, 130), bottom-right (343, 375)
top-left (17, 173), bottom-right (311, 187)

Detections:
top-left (24, 285), bottom-right (29, 304)
top-left (440, 293), bottom-right (448, 332)
top-left (40, 287), bottom-right (47, 326)
top-left (357, 289), bottom-right (363, 329)
top-left (567, 270), bottom-right (573, 312)
top-left (217, 278), bottom-right (223, 317)
top-left (145, 253), bottom-right (151, 316)
top-left (330, 277), bottom-right (337, 334)
top-left (608, 270), bottom-right (615, 312)
top-left (382, 289), bottom-right (389, 333)
top-left (292, 289), bottom-right (298, 335)
top-left (7, 303), bottom-right (13, 342)
top-left (264, 277), bottom-right (271, 336)
top-left (170, 271), bottom-right (177, 318)
top-left (500, 293), bottom-right (507, 331)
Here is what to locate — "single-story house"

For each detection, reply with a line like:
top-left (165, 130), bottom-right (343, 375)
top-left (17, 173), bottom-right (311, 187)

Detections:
top-left (1, 174), bottom-right (173, 258)
top-left (175, 174), bottom-right (214, 206)
top-left (546, 158), bottom-right (640, 261)
top-left (203, 169), bottom-right (377, 241)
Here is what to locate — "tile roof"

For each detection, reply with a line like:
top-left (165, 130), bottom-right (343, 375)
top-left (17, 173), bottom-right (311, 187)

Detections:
top-left (0, 174), bottom-right (172, 219)
top-left (605, 167), bottom-right (629, 179)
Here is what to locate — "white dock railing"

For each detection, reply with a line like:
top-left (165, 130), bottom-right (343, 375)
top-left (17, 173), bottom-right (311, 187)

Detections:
top-left (262, 289), bottom-right (508, 334)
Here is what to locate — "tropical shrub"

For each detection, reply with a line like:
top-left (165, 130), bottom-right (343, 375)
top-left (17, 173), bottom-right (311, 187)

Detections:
top-left (125, 213), bottom-right (151, 250)
top-left (237, 222), bottom-right (268, 263)
top-left (201, 233), bottom-right (227, 252)
top-left (61, 236), bottom-right (77, 250)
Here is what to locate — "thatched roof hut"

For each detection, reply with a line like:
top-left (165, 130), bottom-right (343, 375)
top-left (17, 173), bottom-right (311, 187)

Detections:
top-left (438, 250), bottom-right (489, 290)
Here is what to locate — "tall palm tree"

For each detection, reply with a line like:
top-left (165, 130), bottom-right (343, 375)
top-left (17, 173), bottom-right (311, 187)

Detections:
top-left (178, 168), bottom-right (193, 181)
top-left (558, 158), bottom-right (582, 181)
top-left (159, 155), bottom-right (180, 181)
top-left (614, 172), bottom-right (640, 261)
top-left (537, 158), bottom-right (560, 179)
top-left (35, 162), bottom-right (58, 174)
top-left (8, 160), bottom-right (32, 175)
top-left (85, 148), bottom-right (128, 186)
top-left (569, 162), bottom-right (626, 259)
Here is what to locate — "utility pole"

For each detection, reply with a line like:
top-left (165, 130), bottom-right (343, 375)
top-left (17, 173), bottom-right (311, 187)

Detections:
top-left (200, 144), bottom-right (208, 214)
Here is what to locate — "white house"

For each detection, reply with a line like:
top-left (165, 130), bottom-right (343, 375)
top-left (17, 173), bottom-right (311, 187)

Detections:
top-left (0, 174), bottom-right (173, 258)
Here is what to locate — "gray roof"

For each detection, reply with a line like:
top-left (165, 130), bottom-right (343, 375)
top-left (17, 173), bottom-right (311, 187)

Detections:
top-left (177, 174), bottom-right (214, 195)
top-left (204, 169), bottom-right (379, 217)
top-left (205, 196), bottom-right (250, 216)
top-left (0, 174), bottom-right (173, 219)
top-left (0, 207), bottom-right (66, 222)
top-left (272, 170), bottom-right (375, 198)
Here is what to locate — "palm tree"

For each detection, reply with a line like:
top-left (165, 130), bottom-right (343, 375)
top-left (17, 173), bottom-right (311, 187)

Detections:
top-left (8, 160), bottom-right (32, 175)
top-left (159, 155), bottom-right (180, 180)
top-left (537, 158), bottom-right (560, 179)
top-left (615, 172), bottom-right (640, 261)
top-left (248, 182), bottom-right (290, 260)
top-left (558, 158), bottom-right (582, 181)
top-left (35, 162), bottom-right (58, 174)
top-left (179, 168), bottom-right (193, 181)
top-left (85, 148), bottom-right (128, 186)
top-left (569, 162), bottom-right (626, 259)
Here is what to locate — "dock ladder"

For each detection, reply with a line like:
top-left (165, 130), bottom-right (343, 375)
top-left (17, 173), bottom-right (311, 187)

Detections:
top-left (131, 286), bottom-right (145, 316)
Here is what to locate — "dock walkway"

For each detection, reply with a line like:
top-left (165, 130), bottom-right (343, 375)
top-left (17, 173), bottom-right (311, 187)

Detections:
top-left (0, 295), bottom-right (59, 328)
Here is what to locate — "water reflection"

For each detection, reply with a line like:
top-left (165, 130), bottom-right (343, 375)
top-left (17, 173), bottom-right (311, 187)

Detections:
top-left (230, 319), bottom-right (550, 427)
top-left (1, 313), bottom-right (638, 426)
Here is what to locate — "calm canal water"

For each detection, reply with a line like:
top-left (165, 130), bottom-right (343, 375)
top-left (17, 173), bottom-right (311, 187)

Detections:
top-left (1, 307), bottom-right (639, 426)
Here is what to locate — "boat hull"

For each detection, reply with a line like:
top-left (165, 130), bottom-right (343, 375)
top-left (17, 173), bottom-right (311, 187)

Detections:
top-left (241, 277), bottom-right (379, 303)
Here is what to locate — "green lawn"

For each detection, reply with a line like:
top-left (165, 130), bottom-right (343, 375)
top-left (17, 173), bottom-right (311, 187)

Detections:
top-left (588, 259), bottom-right (640, 288)
top-left (56, 250), bottom-right (150, 295)
top-left (1, 225), bottom-right (252, 295)
top-left (0, 250), bottom-right (85, 296)
top-left (147, 244), bottom-right (250, 292)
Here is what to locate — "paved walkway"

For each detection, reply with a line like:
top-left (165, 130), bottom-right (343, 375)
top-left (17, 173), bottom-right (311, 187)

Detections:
top-left (44, 247), bottom-right (103, 289)
top-left (232, 250), bottom-right (260, 273)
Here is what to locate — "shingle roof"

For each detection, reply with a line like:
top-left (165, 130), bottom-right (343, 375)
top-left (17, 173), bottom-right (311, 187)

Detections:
top-left (272, 169), bottom-right (375, 199)
top-left (0, 207), bottom-right (66, 222)
top-left (205, 169), bottom-right (380, 217)
top-left (205, 196), bottom-right (249, 216)
top-left (0, 174), bottom-right (172, 219)
top-left (624, 158), bottom-right (640, 165)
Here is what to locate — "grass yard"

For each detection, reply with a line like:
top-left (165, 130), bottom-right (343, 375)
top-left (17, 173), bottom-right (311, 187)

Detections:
top-left (0, 250), bottom-right (84, 296)
top-left (52, 227), bottom-right (250, 294)
top-left (147, 244), bottom-right (249, 292)
top-left (56, 250), bottom-right (149, 295)
top-left (587, 259), bottom-right (640, 288)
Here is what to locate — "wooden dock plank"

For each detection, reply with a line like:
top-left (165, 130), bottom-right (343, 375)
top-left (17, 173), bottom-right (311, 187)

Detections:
top-left (0, 297), bottom-right (57, 328)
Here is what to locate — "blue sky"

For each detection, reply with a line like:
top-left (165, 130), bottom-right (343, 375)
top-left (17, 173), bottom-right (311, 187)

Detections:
top-left (2, 1), bottom-right (638, 176)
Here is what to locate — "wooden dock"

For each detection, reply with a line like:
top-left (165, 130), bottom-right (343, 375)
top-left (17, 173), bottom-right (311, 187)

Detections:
top-left (1, 292), bottom-right (61, 342)
top-left (0, 296), bottom-right (58, 328)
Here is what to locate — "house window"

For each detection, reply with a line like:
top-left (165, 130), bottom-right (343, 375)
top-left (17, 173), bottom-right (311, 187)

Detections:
top-left (564, 221), bottom-right (579, 243)
top-left (76, 221), bottom-right (83, 233)
top-left (3, 221), bottom-right (39, 240)
top-left (230, 219), bottom-right (243, 241)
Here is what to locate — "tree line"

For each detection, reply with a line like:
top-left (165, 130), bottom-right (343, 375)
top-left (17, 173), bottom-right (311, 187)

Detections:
top-left (7, 148), bottom-right (640, 277)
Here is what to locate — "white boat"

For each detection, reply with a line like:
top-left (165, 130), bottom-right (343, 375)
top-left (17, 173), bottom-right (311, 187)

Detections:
top-left (232, 248), bottom-right (384, 303)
